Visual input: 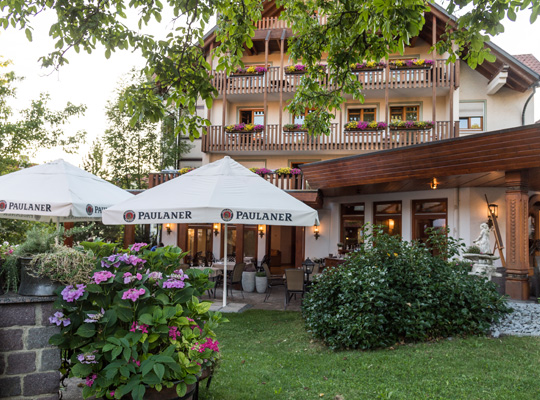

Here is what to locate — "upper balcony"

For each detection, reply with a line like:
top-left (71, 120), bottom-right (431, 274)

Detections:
top-left (201, 122), bottom-right (459, 154)
top-left (210, 60), bottom-right (458, 99)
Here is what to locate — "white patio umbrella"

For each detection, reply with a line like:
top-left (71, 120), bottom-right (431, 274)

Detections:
top-left (103, 156), bottom-right (319, 306)
top-left (0, 159), bottom-right (134, 223)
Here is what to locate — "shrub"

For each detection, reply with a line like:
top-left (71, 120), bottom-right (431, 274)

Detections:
top-left (302, 226), bottom-right (510, 350)
top-left (465, 245), bottom-right (482, 254)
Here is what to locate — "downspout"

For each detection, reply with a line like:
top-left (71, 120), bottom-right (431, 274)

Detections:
top-left (522, 83), bottom-right (539, 126)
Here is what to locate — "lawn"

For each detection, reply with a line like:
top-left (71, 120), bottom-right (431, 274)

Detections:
top-left (198, 310), bottom-right (540, 400)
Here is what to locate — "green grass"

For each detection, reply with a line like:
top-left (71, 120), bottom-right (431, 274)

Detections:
top-left (198, 310), bottom-right (540, 400)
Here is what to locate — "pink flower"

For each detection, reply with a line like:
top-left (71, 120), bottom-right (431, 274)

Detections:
top-left (122, 288), bottom-right (145, 302)
top-left (49, 311), bottom-right (71, 326)
top-left (85, 373), bottom-right (97, 387)
top-left (130, 242), bottom-right (148, 252)
top-left (123, 272), bottom-right (143, 284)
top-left (61, 284), bottom-right (86, 302)
top-left (162, 269), bottom-right (188, 289)
top-left (110, 391), bottom-right (115, 397)
top-left (93, 271), bottom-right (115, 284)
top-left (130, 321), bottom-right (149, 334)
top-left (131, 357), bottom-right (141, 367)
top-left (191, 337), bottom-right (220, 353)
top-left (169, 326), bottom-right (181, 340)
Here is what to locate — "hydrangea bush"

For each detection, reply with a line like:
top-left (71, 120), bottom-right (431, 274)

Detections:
top-left (49, 242), bottom-right (226, 400)
top-left (302, 226), bottom-right (510, 350)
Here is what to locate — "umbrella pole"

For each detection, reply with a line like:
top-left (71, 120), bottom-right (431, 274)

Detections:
top-left (223, 223), bottom-right (228, 308)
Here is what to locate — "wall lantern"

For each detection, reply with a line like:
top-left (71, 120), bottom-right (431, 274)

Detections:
top-left (313, 225), bottom-right (320, 240)
top-left (488, 203), bottom-right (498, 219)
top-left (388, 219), bottom-right (395, 230)
top-left (430, 177), bottom-right (438, 190)
top-left (165, 223), bottom-right (172, 235)
top-left (213, 223), bottom-right (220, 236)
top-left (258, 225), bottom-right (265, 238)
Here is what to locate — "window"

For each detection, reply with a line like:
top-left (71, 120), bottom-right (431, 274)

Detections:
top-left (240, 109), bottom-right (264, 125)
top-left (348, 108), bottom-right (376, 122)
top-left (459, 102), bottom-right (485, 133)
top-left (412, 199), bottom-right (448, 248)
top-left (373, 201), bottom-right (402, 236)
top-left (341, 203), bottom-right (365, 249)
top-left (293, 109), bottom-right (316, 125)
top-left (244, 225), bottom-right (258, 261)
top-left (187, 224), bottom-right (213, 257)
top-left (390, 106), bottom-right (419, 122)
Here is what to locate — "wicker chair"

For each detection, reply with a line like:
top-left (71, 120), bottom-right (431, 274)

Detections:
top-left (262, 263), bottom-right (284, 302)
top-left (227, 262), bottom-right (245, 298)
top-left (284, 269), bottom-right (305, 309)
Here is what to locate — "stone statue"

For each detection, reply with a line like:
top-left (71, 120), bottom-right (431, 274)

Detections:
top-left (473, 222), bottom-right (492, 254)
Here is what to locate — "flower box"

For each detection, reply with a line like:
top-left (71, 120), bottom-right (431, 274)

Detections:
top-left (230, 71), bottom-right (265, 77)
top-left (389, 121), bottom-right (435, 130)
top-left (230, 66), bottom-right (267, 77)
top-left (350, 61), bottom-right (386, 72)
top-left (285, 64), bottom-right (325, 75)
top-left (389, 59), bottom-right (434, 69)
top-left (284, 128), bottom-right (309, 132)
top-left (345, 121), bottom-right (388, 131)
top-left (225, 123), bottom-right (264, 133)
top-left (226, 129), bottom-right (263, 134)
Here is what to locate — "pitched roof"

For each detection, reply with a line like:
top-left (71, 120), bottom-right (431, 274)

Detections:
top-left (513, 54), bottom-right (540, 75)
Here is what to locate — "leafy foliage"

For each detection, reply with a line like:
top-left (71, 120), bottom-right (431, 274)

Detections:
top-left (1, 0), bottom-right (536, 137)
top-left (29, 245), bottom-right (95, 285)
top-left (302, 226), bottom-right (511, 350)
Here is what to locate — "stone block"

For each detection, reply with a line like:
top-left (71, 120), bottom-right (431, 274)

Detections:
top-left (40, 348), bottom-right (61, 371)
top-left (0, 376), bottom-right (22, 397)
top-left (23, 371), bottom-right (60, 396)
top-left (26, 326), bottom-right (60, 349)
top-left (0, 328), bottom-right (23, 351)
top-left (38, 395), bottom-right (59, 400)
top-left (7, 351), bottom-right (36, 375)
top-left (0, 354), bottom-right (5, 375)
top-left (41, 302), bottom-right (57, 325)
top-left (0, 303), bottom-right (36, 327)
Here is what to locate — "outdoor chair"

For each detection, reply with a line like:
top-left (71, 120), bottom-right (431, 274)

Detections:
top-left (227, 262), bottom-right (246, 299)
top-left (262, 262), bottom-right (285, 302)
top-left (284, 269), bottom-right (305, 309)
top-left (205, 251), bottom-right (215, 267)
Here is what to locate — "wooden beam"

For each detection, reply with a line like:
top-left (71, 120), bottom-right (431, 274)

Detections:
top-left (243, 44), bottom-right (253, 56)
top-left (123, 225), bottom-right (135, 249)
top-left (295, 226), bottom-right (304, 269)
top-left (264, 32), bottom-right (270, 132)
top-left (177, 224), bottom-right (188, 252)
top-left (432, 15), bottom-right (437, 122)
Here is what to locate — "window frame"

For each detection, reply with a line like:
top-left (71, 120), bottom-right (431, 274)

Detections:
top-left (390, 105), bottom-right (420, 122)
top-left (347, 107), bottom-right (377, 122)
top-left (373, 201), bottom-right (402, 236)
top-left (239, 108), bottom-right (264, 124)
top-left (411, 199), bottom-right (448, 241)
top-left (340, 203), bottom-right (365, 249)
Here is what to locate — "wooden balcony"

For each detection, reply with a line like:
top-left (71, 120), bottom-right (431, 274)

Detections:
top-left (201, 122), bottom-right (459, 153)
top-left (210, 60), bottom-right (457, 96)
top-left (149, 170), bottom-right (308, 191)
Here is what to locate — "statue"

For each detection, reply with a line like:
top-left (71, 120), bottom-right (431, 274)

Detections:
top-left (473, 222), bottom-right (492, 254)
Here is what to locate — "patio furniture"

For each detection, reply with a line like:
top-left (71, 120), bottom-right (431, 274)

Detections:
top-left (262, 262), bottom-right (285, 302)
top-left (284, 269), bottom-right (305, 309)
top-left (227, 262), bottom-right (246, 299)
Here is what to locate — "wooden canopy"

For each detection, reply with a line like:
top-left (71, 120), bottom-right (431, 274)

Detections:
top-left (300, 124), bottom-right (540, 197)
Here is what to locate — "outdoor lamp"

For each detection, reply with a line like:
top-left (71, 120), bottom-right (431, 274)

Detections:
top-left (430, 177), bottom-right (438, 190)
top-left (165, 223), bottom-right (172, 235)
top-left (213, 223), bottom-right (220, 236)
top-left (313, 225), bottom-right (320, 240)
top-left (488, 203), bottom-right (498, 219)
top-left (388, 219), bottom-right (395, 230)
top-left (258, 225), bottom-right (265, 238)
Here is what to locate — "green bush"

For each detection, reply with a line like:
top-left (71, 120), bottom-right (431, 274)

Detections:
top-left (302, 226), bottom-right (510, 350)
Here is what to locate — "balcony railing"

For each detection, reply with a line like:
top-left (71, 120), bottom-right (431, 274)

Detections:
top-left (210, 60), bottom-right (457, 96)
top-left (149, 170), bottom-right (308, 191)
top-left (201, 122), bottom-right (459, 153)
top-left (254, 16), bottom-right (327, 30)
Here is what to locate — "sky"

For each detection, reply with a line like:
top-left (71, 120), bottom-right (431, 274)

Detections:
top-left (1, 7), bottom-right (539, 167)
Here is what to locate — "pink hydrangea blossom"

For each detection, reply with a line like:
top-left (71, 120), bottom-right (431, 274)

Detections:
top-left (61, 284), bottom-right (86, 302)
top-left (131, 357), bottom-right (141, 367)
top-left (93, 271), bottom-right (115, 284)
top-left (123, 272), bottom-right (143, 284)
top-left (85, 373), bottom-right (97, 387)
top-left (169, 326), bottom-right (181, 340)
top-left (130, 321), bottom-right (149, 334)
top-left (146, 270), bottom-right (163, 281)
top-left (122, 288), bottom-right (145, 302)
top-left (191, 337), bottom-right (220, 353)
top-left (162, 269), bottom-right (188, 289)
top-left (130, 242), bottom-right (148, 252)
top-left (77, 350), bottom-right (98, 364)
top-left (49, 311), bottom-right (71, 326)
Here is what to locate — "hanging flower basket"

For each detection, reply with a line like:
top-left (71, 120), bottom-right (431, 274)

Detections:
top-left (225, 123), bottom-right (264, 133)
top-left (389, 121), bottom-right (435, 130)
top-left (350, 61), bottom-right (386, 72)
top-left (230, 66), bottom-right (267, 77)
top-left (283, 123), bottom-right (308, 133)
top-left (390, 59), bottom-right (434, 69)
top-left (344, 121), bottom-right (388, 131)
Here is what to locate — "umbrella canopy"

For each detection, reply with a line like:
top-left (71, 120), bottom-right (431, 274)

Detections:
top-left (103, 156), bottom-right (319, 306)
top-left (0, 159), bottom-right (134, 223)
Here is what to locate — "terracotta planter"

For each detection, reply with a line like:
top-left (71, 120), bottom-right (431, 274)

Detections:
top-left (18, 257), bottom-right (61, 296)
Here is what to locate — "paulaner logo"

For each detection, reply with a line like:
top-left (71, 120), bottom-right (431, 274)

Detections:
top-left (123, 210), bottom-right (136, 223)
top-left (86, 204), bottom-right (94, 216)
top-left (0, 201), bottom-right (6, 212)
top-left (221, 209), bottom-right (233, 222)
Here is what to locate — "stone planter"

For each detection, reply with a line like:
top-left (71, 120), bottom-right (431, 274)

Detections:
top-left (462, 253), bottom-right (501, 281)
top-left (18, 257), bottom-right (61, 297)
top-left (255, 276), bottom-right (268, 294)
top-left (242, 271), bottom-right (256, 292)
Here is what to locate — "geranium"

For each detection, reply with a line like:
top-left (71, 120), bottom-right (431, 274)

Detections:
top-left (286, 64), bottom-right (306, 72)
top-left (225, 123), bottom-right (264, 133)
top-left (275, 167), bottom-right (302, 176)
top-left (251, 167), bottom-right (272, 176)
top-left (390, 59), bottom-right (434, 68)
top-left (350, 60), bottom-right (386, 69)
top-left (283, 123), bottom-right (306, 131)
top-left (389, 120), bottom-right (435, 129)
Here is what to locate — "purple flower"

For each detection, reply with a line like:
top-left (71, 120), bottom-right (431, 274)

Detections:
top-left (84, 308), bottom-right (105, 323)
top-left (123, 272), bottom-right (143, 284)
top-left (290, 168), bottom-right (302, 175)
top-left (49, 311), bottom-right (71, 327)
top-left (146, 270), bottom-right (163, 280)
top-left (61, 284), bottom-right (86, 302)
top-left (122, 288), bottom-right (146, 302)
top-left (93, 271), bottom-right (115, 284)
top-left (77, 351), bottom-right (98, 364)
top-left (118, 254), bottom-right (146, 267)
top-left (130, 242), bottom-right (147, 252)
top-left (169, 326), bottom-right (181, 340)
top-left (162, 269), bottom-right (188, 289)
top-left (130, 321), bottom-right (149, 333)
top-left (85, 373), bottom-right (97, 387)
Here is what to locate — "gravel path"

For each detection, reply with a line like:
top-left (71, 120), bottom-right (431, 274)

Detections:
top-left (491, 300), bottom-right (540, 337)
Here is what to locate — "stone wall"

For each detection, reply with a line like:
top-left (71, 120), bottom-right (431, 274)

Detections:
top-left (0, 294), bottom-right (61, 399)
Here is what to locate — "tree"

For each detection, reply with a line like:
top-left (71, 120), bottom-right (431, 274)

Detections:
top-left (1, 0), bottom-right (537, 137)
top-left (81, 139), bottom-right (108, 179)
top-left (0, 58), bottom-right (87, 175)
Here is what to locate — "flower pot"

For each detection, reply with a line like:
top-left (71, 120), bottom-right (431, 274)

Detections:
top-left (283, 128), bottom-right (308, 132)
top-left (255, 276), bottom-right (268, 294)
top-left (285, 70), bottom-right (306, 75)
top-left (389, 126), bottom-right (433, 131)
top-left (242, 271), bottom-right (256, 292)
top-left (390, 65), bottom-right (432, 70)
top-left (351, 67), bottom-right (384, 72)
top-left (18, 257), bottom-right (60, 296)
top-left (230, 72), bottom-right (265, 77)
top-left (344, 127), bottom-right (386, 132)
top-left (226, 130), bottom-right (263, 134)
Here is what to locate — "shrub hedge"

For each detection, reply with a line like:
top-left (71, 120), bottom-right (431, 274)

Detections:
top-left (302, 227), bottom-right (510, 349)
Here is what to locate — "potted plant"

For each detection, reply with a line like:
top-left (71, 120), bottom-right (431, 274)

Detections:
top-left (275, 167), bottom-right (302, 177)
top-left (224, 123), bottom-right (264, 133)
top-left (344, 121), bottom-right (388, 131)
top-left (389, 120), bottom-right (435, 130)
top-left (255, 271), bottom-right (268, 294)
top-left (350, 61), bottom-right (386, 71)
top-left (230, 66), bottom-right (267, 77)
top-left (249, 167), bottom-right (273, 176)
top-left (283, 123), bottom-right (308, 132)
top-left (241, 264), bottom-right (256, 293)
top-left (285, 64), bottom-right (325, 75)
top-left (389, 59), bottom-right (434, 69)
top-left (48, 242), bottom-right (227, 400)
